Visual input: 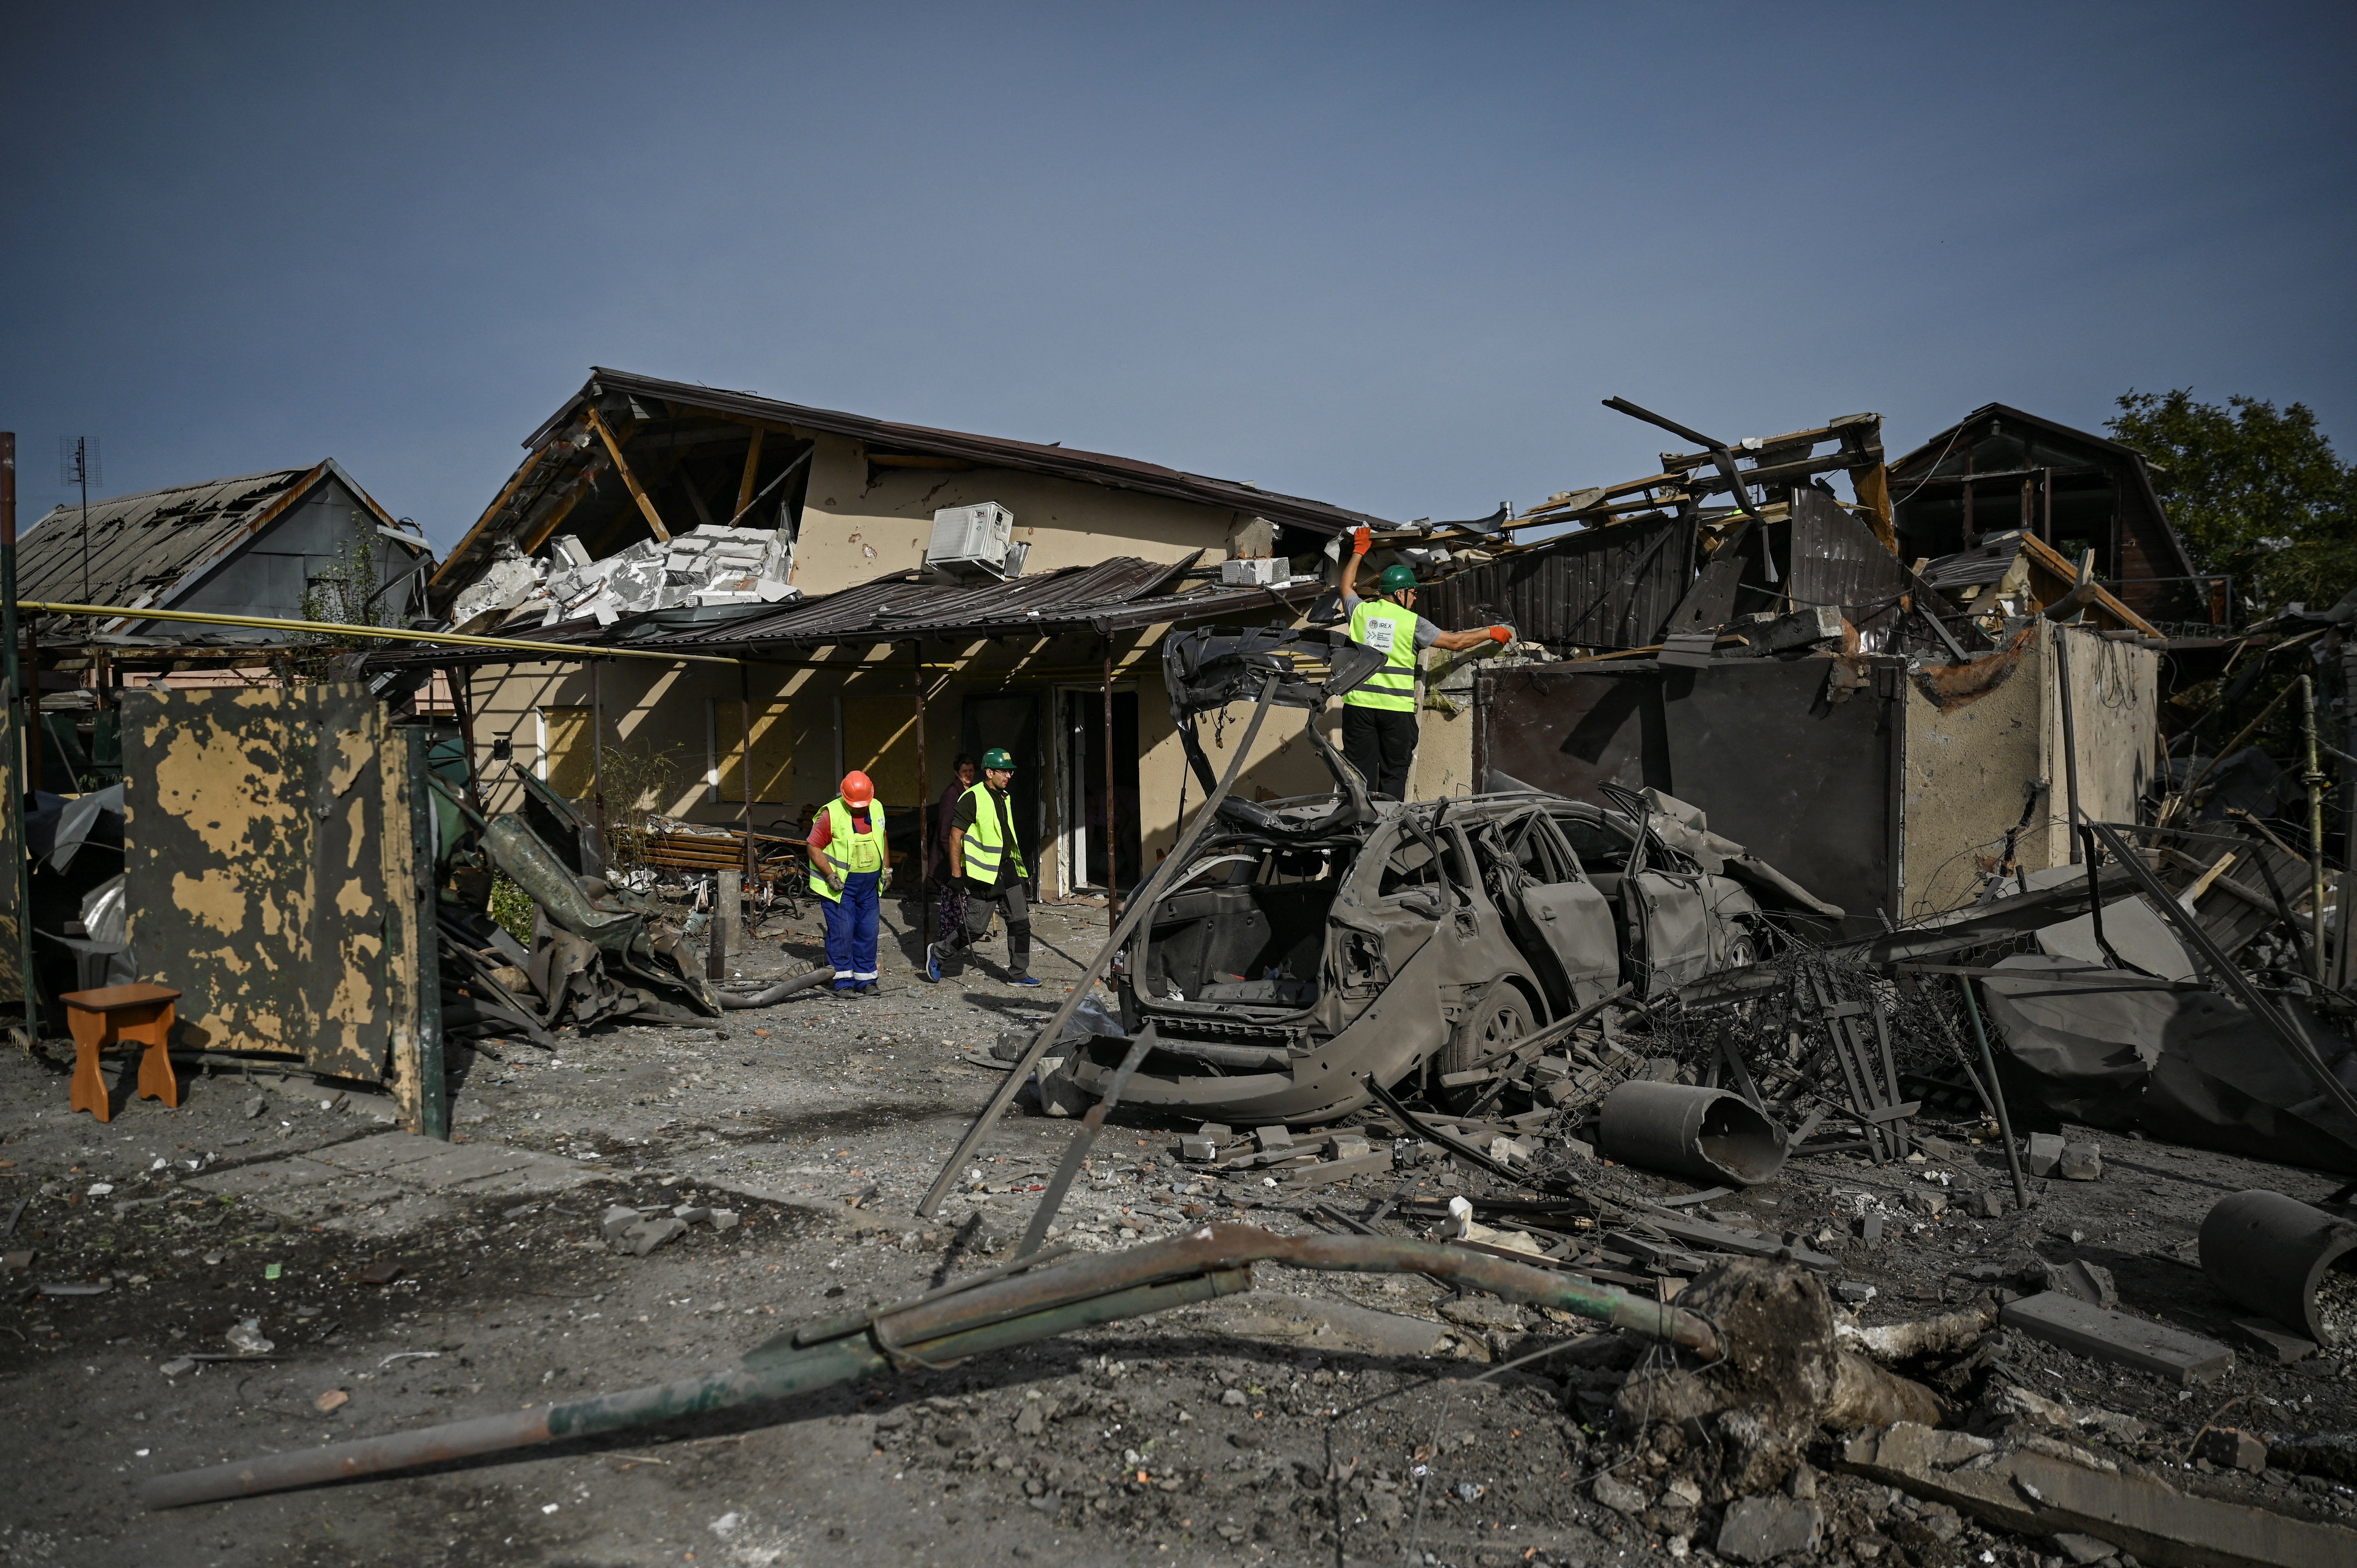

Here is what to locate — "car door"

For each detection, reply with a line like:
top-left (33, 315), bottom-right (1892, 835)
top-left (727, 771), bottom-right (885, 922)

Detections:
top-left (1485, 810), bottom-right (1619, 1010)
top-left (1621, 833), bottom-right (1716, 996)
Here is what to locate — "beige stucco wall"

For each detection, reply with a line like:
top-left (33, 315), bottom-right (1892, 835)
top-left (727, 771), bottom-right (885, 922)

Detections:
top-left (788, 432), bottom-right (1239, 593)
top-left (459, 609), bottom-right (1348, 901)
top-left (1898, 623), bottom-right (2156, 920)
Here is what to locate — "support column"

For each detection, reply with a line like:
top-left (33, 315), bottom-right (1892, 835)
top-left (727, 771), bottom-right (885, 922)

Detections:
top-left (0, 433), bottom-right (30, 1037)
top-left (912, 640), bottom-right (930, 954)
top-left (1103, 638), bottom-right (1119, 932)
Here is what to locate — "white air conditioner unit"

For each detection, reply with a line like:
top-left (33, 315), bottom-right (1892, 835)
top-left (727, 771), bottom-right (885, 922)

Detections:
top-left (926, 502), bottom-right (1025, 581)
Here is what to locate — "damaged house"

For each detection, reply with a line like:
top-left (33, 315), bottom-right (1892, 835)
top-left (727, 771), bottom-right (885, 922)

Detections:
top-left (1385, 401), bottom-right (2210, 927)
top-left (417, 367), bottom-right (1396, 904)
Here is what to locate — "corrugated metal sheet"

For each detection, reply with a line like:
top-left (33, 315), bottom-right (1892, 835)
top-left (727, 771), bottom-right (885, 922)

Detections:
top-left (1418, 515), bottom-right (1692, 650)
top-left (1788, 487), bottom-right (1905, 636)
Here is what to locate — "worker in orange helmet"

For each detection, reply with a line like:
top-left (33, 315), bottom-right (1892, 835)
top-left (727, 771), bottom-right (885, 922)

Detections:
top-left (808, 770), bottom-right (886, 995)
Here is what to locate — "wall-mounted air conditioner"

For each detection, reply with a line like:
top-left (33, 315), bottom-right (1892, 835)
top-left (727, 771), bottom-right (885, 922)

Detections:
top-left (926, 502), bottom-right (1028, 581)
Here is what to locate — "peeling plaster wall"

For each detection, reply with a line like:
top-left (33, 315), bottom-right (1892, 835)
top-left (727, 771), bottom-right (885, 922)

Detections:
top-left (1899, 624), bottom-right (2157, 920)
top-left (120, 685), bottom-right (417, 1080)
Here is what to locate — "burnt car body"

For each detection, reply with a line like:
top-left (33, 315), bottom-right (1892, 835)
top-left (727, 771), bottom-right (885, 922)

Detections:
top-left (1069, 627), bottom-right (1841, 1125)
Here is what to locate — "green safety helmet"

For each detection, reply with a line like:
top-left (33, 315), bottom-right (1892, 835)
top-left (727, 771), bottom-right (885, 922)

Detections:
top-left (982, 747), bottom-right (1017, 771)
top-left (1378, 563), bottom-right (1419, 593)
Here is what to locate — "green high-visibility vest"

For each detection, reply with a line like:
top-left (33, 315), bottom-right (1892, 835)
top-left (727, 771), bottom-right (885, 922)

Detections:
top-left (1345, 597), bottom-right (1421, 711)
top-left (959, 782), bottom-right (1027, 885)
top-left (809, 795), bottom-right (887, 902)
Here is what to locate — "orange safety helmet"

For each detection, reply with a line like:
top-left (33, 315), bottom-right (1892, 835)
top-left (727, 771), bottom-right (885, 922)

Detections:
top-left (840, 770), bottom-right (875, 805)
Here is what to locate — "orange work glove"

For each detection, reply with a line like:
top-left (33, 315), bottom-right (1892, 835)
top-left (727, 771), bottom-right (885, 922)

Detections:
top-left (1351, 525), bottom-right (1373, 557)
top-left (1488, 626), bottom-right (1514, 644)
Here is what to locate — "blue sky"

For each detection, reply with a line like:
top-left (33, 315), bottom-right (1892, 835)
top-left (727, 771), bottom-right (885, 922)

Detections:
top-left (4, 3), bottom-right (2352, 548)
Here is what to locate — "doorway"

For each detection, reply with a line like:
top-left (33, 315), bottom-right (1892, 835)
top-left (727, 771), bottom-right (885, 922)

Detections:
top-left (1059, 687), bottom-right (1140, 895)
top-left (959, 694), bottom-right (1041, 886)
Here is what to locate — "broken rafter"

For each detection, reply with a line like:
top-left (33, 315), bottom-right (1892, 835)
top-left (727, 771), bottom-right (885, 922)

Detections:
top-left (582, 404), bottom-right (673, 544)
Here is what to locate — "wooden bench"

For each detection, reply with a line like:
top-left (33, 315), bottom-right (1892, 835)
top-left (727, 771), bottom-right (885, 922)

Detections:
top-left (61, 983), bottom-right (182, 1123)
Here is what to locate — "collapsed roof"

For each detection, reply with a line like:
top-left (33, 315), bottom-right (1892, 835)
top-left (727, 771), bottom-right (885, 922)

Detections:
top-left (429, 367), bottom-right (1391, 617)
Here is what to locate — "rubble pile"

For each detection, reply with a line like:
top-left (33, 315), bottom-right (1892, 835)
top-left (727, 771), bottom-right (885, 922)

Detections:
top-left (447, 524), bottom-right (796, 633)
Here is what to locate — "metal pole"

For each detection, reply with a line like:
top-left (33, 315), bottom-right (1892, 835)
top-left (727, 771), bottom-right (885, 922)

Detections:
top-left (2053, 623), bottom-right (2083, 864)
top-left (588, 658), bottom-right (608, 842)
top-left (737, 660), bottom-right (755, 902)
top-left (0, 434), bottom-right (31, 1040)
top-left (911, 640), bottom-right (929, 957)
top-left (1959, 980), bottom-right (2030, 1210)
top-left (1103, 637), bottom-right (1119, 932)
top-left (2299, 674), bottom-right (2330, 984)
top-left (446, 666), bottom-right (484, 817)
top-left (919, 675), bottom-right (1282, 1219)
top-left (2339, 643), bottom-right (2357, 994)
top-left (21, 610), bottom-right (38, 796)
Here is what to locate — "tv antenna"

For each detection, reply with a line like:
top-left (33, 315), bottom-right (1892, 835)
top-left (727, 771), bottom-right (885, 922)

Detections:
top-left (59, 436), bottom-right (100, 604)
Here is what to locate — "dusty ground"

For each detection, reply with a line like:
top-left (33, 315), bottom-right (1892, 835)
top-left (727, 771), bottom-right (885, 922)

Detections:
top-left (2, 890), bottom-right (2355, 1568)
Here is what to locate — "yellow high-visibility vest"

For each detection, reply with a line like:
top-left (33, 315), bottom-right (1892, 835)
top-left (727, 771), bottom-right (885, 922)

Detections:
top-left (809, 795), bottom-right (887, 902)
top-left (1345, 597), bottom-right (1421, 711)
top-left (960, 782), bottom-right (1027, 885)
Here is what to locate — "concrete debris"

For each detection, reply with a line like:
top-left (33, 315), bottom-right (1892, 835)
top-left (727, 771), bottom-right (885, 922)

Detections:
top-left (1998, 1291), bottom-right (2234, 1384)
top-left (1844, 1420), bottom-right (2357, 1568)
top-left (449, 526), bottom-right (797, 633)
top-left (1715, 1494), bottom-right (1824, 1563)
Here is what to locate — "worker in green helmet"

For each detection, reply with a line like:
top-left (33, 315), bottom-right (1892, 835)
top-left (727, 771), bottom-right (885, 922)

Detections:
top-left (925, 746), bottom-right (1039, 986)
top-left (1339, 525), bottom-right (1514, 800)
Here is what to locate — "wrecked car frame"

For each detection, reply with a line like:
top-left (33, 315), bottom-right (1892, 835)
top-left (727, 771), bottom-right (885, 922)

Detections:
top-left (1069, 627), bottom-right (1841, 1125)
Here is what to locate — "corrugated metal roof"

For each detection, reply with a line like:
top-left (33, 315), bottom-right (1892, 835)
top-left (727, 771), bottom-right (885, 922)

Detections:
top-left (21, 467), bottom-right (312, 612)
top-left (415, 555), bottom-right (1315, 664)
top-left (19, 460), bottom-right (426, 636)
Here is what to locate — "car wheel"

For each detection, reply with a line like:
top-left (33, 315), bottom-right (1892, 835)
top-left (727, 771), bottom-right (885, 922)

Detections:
top-left (1436, 982), bottom-right (1537, 1112)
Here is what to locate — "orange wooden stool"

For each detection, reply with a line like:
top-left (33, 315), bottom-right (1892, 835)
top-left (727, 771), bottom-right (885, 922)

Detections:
top-left (61, 983), bottom-right (183, 1123)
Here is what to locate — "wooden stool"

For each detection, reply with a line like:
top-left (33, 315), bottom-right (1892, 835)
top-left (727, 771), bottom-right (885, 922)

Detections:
top-left (61, 983), bottom-right (183, 1123)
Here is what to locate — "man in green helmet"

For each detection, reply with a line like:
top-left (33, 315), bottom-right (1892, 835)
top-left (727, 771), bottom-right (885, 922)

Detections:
top-left (1339, 524), bottom-right (1514, 800)
top-left (925, 746), bottom-right (1040, 986)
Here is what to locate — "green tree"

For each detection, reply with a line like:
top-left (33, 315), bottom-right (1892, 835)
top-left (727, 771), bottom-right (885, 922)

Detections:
top-left (2108, 389), bottom-right (2357, 622)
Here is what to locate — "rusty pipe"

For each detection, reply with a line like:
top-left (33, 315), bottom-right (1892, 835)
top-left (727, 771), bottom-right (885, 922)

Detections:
top-left (144, 1224), bottom-right (1719, 1510)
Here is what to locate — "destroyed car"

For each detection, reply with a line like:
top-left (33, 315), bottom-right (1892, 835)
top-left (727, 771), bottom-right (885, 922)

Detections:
top-left (1073, 627), bottom-right (1841, 1125)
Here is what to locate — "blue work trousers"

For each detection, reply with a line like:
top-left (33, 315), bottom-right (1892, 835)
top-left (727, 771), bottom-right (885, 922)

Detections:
top-left (825, 870), bottom-right (882, 987)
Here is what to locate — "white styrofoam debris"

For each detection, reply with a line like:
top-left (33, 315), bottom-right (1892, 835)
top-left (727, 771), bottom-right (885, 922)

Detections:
top-left (462, 527), bottom-right (800, 631)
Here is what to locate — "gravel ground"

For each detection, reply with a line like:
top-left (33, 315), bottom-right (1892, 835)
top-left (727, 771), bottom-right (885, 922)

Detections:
top-left (3, 890), bottom-right (2355, 1567)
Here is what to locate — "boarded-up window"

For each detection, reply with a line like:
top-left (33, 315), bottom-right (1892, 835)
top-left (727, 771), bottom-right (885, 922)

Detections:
top-left (707, 700), bottom-right (792, 803)
top-left (839, 696), bottom-right (920, 806)
top-left (541, 705), bottom-right (595, 800)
